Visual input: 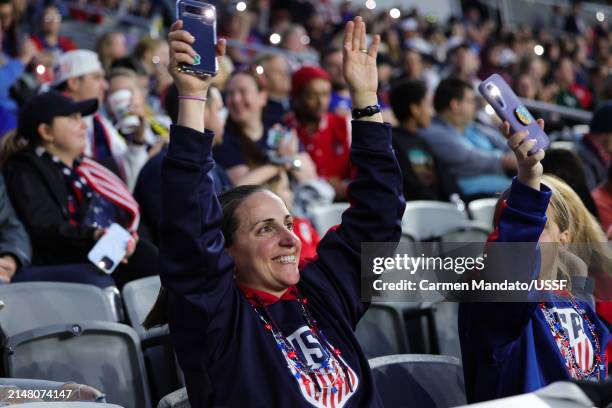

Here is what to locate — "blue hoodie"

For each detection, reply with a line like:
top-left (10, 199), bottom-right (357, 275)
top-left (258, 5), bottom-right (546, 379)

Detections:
top-left (160, 121), bottom-right (404, 407)
top-left (459, 179), bottom-right (610, 403)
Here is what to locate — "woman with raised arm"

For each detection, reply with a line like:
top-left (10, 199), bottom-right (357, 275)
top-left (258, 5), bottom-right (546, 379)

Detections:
top-left (159, 16), bottom-right (404, 408)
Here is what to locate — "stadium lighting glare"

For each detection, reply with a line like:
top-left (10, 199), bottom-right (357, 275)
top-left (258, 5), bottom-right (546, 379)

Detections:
top-left (36, 64), bottom-right (45, 75)
top-left (365, 0), bottom-right (376, 10)
top-left (236, 1), bottom-right (247, 12)
top-left (255, 65), bottom-right (264, 75)
top-left (389, 8), bottom-right (401, 19)
top-left (533, 45), bottom-right (544, 56)
top-left (485, 104), bottom-right (495, 115)
top-left (269, 33), bottom-right (281, 45)
top-left (596, 11), bottom-right (605, 22)
top-left (300, 35), bottom-right (310, 45)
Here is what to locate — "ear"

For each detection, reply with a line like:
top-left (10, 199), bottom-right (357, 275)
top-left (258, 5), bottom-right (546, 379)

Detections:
top-left (559, 229), bottom-right (571, 245)
top-left (66, 76), bottom-right (81, 93)
top-left (449, 98), bottom-right (460, 113)
top-left (409, 103), bottom-right (420, 118)
top-left (37, 122), bottom-right (54, 143)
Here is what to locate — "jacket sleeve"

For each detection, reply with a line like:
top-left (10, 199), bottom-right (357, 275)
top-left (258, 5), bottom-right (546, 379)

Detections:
top-left (4, 164), bottom-right (97, 259)
top-left (159, 124), bottom-right (236, 327)
top-left (0, 174), bottom-right (31, 268)
top-left (461, 178), bottom-right (552, 349)
top-left (302, 121), bottom-right (405, 327)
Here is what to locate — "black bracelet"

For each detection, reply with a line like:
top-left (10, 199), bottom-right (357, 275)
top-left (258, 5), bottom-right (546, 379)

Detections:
top-left (351, 104), bottom-right (381, 119)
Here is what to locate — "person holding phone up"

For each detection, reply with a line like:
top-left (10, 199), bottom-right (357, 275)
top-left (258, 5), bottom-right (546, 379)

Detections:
top-left (159, 16), bottom-right (404, 407)
top-left (459, 119), bottom-right (611, 403)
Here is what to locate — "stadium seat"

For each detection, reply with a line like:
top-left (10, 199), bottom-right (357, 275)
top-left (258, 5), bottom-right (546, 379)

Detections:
top-left (122, 276), bottom-right (167, 342)
top-left (2, 321), bottom-right (151, 408)
top-left (467, 197), bottom-right (498, 228)
top-left (402, 201), bottom-right (474, 241)
top-left (0, 282), bottom-right (118, 335)
top-left (157, 387), bottom-right (189, 408)
top-left (122, 277), bottom-right (182, 405)
top-left (309, 202), bottom-right (350, 236)
top-left (369, 354), bottom-right (466, 408)
top-left (355, 303), bottom-right (410, 358)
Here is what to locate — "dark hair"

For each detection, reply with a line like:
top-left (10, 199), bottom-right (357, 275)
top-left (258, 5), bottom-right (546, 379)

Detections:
top-left (390, 79), bottom-right (427, 123)
top-left (433, 77), bottom-right (472, 113)
top-left (143, 184), bottom-right (267, 329)
top-left (541, 148), bottom-right (600, 220)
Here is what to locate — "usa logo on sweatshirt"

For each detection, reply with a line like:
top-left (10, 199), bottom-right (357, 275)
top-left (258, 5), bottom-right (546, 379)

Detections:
top-left (547, 306), bottom-right (595, 373)
top-left (284, 326), bottom-right (359, 408)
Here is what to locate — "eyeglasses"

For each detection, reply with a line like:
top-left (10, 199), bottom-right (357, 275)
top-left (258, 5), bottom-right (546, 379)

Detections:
top-left (44, 15), bottom-right (62, 23)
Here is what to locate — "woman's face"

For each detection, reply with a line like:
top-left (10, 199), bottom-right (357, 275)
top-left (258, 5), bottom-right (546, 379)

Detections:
top-left (225, 74), bottom-right (267, 126)
top-left (44, 113), bottom-right (88, 157)
top-left (228, 191), bottom-right (302, 295)
top-left (42, 6), bottom-right (61, 35)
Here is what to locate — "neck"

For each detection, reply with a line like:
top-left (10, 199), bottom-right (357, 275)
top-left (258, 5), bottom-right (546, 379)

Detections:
top-left (400, 119), bottom-right (420, 134)
top-left (241, 119), bottom-right (264, 141)
top-left (44, 33), bottom-right (58, 45)
top-left (268, 92), bottom-right (287, 101)
top-left (439, 112), bottom-right (465, 133)
top-left (46, 146), bottom-right (77, 167)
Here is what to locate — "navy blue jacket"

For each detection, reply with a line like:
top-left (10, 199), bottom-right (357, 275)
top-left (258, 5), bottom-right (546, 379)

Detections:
top-left (160, 121), bottom-right (404, 407)
top-left (459, 179), bottom-right (610, 403)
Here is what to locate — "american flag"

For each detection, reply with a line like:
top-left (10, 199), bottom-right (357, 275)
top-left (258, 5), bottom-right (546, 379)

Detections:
top-left (76, 157), bottom-right (140, 232)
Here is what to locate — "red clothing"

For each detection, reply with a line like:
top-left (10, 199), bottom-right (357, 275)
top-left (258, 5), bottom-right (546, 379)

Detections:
top-left (289, 112), bottom-right (351, 180)
top-left (31, 35), bottom-right (76, 53)
top-left (293, 216), bottom-right (320, 268)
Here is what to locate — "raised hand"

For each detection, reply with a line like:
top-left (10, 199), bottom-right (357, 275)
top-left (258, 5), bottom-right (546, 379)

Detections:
top-left (167, 20), bottom-right (226, 97)
top-left (342, 16), bottom-right (381, 111)
top-left (501, 119), bottom-right (546, 190)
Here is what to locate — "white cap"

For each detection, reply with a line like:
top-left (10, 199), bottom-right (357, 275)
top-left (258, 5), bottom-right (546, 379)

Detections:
top-left (52, 50), bottom-right (104, 86)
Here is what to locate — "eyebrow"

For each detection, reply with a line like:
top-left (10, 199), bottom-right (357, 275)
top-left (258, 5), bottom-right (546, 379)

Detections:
top-left (251, 215), bottom-right (293, 230)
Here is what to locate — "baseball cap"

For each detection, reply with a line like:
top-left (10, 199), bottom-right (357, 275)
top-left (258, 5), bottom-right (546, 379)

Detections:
top-left (589, 102), bottom-right (612, 134)
top-left (18, 91), bottom-right (98, 141)
top-left (52, 50), bottom-right (104, 87)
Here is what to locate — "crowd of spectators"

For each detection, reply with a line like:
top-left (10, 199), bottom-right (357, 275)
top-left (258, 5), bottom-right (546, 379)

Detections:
top-left (0, 0), bottom-right (609, 286)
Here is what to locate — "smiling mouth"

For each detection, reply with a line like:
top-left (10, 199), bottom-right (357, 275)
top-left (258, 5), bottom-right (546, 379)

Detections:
top-left (272, 255), bottom-right (296, 264)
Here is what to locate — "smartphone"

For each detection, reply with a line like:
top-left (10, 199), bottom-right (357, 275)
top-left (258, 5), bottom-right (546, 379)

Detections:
top-left (87, 223), bottom-right (132, 274)
top-left (176, 0), bottom-right (218, 77)
top-left (266, 126), bottom-right (293, 150)
top-left (478, 73), bottom-right (549, 155)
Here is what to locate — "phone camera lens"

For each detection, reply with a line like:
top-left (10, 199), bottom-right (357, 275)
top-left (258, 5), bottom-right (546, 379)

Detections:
top-left (98, 256), bottom-right (115, 271)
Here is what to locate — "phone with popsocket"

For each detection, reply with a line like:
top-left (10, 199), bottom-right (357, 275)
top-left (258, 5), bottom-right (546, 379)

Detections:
top-left (176, 0), bottom-right (218, 78)
top-left (87, 223), bottom-right (132, 274)
top-left (478, 73), bottom-right (549, 155)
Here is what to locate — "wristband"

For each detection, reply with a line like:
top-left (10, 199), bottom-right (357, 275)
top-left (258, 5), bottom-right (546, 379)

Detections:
top-left (178, 95), bottom-right (208, 102)
top-left (351, 104), bottom-right (381, 119)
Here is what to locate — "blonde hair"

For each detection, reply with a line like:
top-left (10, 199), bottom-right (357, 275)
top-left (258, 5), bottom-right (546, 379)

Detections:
top-left (0, 130), bottom-right (28, 166)
top-left (542, 174), bottom-right (612, 285)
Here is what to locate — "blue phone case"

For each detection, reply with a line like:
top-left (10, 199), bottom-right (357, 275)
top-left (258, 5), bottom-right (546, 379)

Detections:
top-left (178, 1), bottom-right (217, 77)
top-left (478, 74), bottom-right (549, 155)
top-left (87, 223), bottom-right (131, 274)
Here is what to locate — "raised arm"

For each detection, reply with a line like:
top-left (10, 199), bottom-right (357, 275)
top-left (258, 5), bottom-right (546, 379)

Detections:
top-left (461, 120), bottom-right (551, 347)
top-left (159, 21), bottom-right (232, 317)
top-left (301, 17), bottom-right (404, 325)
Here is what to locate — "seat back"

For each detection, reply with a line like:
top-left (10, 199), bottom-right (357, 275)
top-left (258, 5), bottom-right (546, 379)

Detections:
top-left (355, 304), bottom-right (410, 358)
top-left (4, 321), bottom-right (151, 408)
top-left (309, 202), bottom-right (350, 236)
top-left (0, 282), bottom-right (117, 338)
top-left (402, 201), bottom-right (469, 241)
top-left (122, 276), bottom-right (167, 341)
top-left (369, 354), bottom-right (466, 408)
top-left (467, 197), bottom-right (498, 228)
top-left (157, 387), bottom-right (190, 408)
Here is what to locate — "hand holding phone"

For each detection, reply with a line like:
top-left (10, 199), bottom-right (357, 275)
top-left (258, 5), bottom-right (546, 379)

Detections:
top-left (87, 223), bottom-right (132, 274)
top-left (478, 74), bottom-right (549, 155)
